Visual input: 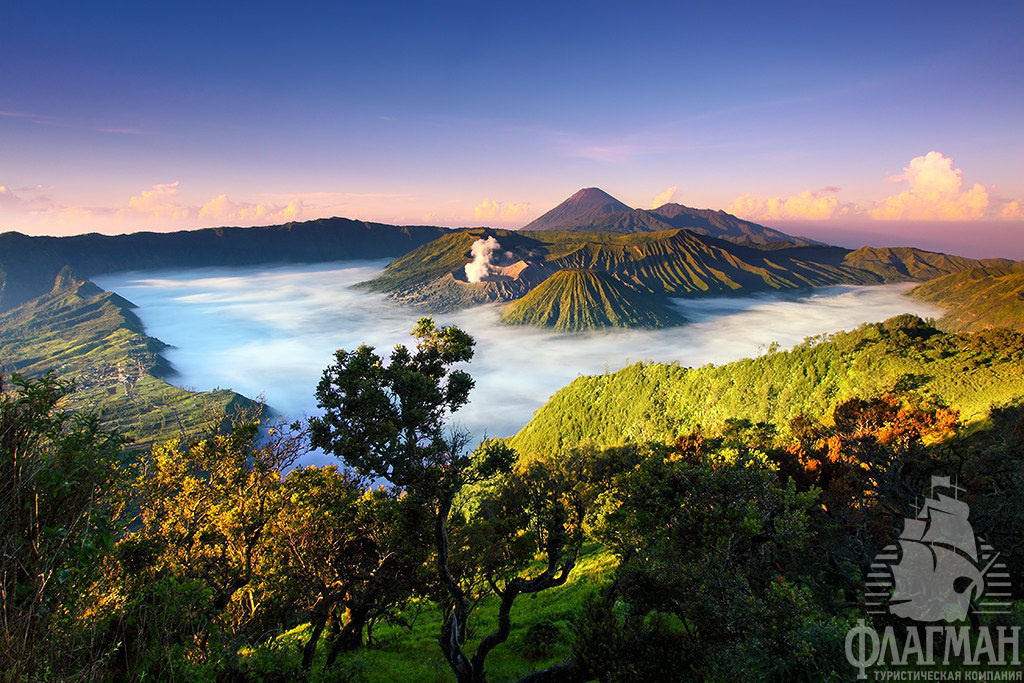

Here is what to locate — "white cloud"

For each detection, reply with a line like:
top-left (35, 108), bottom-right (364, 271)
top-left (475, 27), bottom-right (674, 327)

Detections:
top-left (727, 189), bottom-right (851, 221)
top-left (870, 151), bottom-right (990, 221)
top-left (0, 184), bottom-right (19, 208)
top-left (651, 185), bottom-right (678, 208)
top-left (121, 181), bottom-right (192, 221)
top-left (727, 152), bottom-right (1022, 224)
top-left (198, 195), bottom-right (303, 224)
top-left (472, 199), bottom-right (532, 223)
top-left (1000, 201), bottom-right (1022, 218)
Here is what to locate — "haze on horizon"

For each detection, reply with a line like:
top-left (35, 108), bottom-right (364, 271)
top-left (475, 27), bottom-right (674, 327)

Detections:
top-left (2, 1), bottom-right (1022, 258)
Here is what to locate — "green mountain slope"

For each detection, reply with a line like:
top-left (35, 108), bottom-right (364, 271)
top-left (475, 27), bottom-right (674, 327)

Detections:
top-left (0, 268), bottom-right (258, 445)
top-left (0, 218), bottom-right (449, 311)
top-left (500, 270), bottom-right (686, 331)
top-left (361, 227), bottom-right (1008, 326)
top-left (907, 262), bottom-right (1024, 331)
top-left (840, 246), bottom-right (1008, 281)
top-left (509, 315), bottom-right (1024, 456)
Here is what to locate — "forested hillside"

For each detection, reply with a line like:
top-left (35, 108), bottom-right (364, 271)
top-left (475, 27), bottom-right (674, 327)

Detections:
top-left (0, 267), bottom-right (256, 443)
top-left (511, 315), bottom-right (1024, 456)
top-left (6, 314), bottom-right (1024, 681)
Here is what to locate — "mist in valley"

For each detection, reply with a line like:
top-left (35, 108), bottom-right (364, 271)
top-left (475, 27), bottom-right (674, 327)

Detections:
top-left (96, 261), bottom-right (942, 462)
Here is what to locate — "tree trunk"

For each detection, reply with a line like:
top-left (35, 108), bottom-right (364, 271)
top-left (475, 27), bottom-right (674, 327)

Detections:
top-left (324, 605), bottom-right (368, 666)
top-left (301, 606), bottom-right (329, 671)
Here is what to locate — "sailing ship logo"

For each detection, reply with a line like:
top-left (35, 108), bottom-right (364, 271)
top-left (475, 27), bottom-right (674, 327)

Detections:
top-left (865, 475), bottom-right (1013, 622)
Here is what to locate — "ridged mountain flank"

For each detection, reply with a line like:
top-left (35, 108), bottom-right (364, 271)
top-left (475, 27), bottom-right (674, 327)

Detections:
top-left (649, 203), bottom-right (823, 248)
top-left (908, 262), bottom-right (1024, 331)
top-left (500, 270), bottom-right (686, 331)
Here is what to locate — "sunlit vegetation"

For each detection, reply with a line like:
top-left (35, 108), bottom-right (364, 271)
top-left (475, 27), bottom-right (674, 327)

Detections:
top-left (3, 315), bottom-right (1023, 681)
top-left (909, 262), bottom-right (1024, 331)
top-left (511, 315), bottom-right (1024, 457)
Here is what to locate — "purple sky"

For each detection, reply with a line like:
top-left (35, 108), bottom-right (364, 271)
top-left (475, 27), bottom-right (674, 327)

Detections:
top-left (1, 2), bottom-right (1022, 257)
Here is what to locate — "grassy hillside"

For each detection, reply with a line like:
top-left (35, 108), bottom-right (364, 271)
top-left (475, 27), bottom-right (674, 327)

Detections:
top-left (0, 268), bottom-right (257, 445)
top-left (908, 262), bottom-right (1024, 331)
top-left (246, 545), bottom-right (617, 680)
top-left (500, 270), bottom-right (686, 331)
top-left (841, 245), bottom-right (1009, 281)
top-left (510, 315), bottom-right (1024, 456)
top-left (0, 218), bottom-right (449, 311)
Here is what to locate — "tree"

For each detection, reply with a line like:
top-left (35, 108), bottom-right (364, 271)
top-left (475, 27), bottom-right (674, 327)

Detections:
top-left (0, 373), bottom-right (127, 679)
top-left (263, 464), bottom-right (429, 670)
top-left (578, 437), bottom-right (848, 681)
top-left (310, 318), bottom-right (588, 682)
top-left (101, 418), bottom-right (304, 678)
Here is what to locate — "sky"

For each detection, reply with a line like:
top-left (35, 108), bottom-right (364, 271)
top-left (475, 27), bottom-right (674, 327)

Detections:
top-left (2, 1), bottom-right (1022, 257)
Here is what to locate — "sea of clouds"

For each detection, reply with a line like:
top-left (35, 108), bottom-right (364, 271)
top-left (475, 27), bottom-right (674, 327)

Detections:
top-left (96, 261), bottom-right (942, 463)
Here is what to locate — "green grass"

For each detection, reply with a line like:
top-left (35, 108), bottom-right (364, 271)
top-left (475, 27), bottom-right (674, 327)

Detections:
top-left (241, 545), bottom-right (617, 682)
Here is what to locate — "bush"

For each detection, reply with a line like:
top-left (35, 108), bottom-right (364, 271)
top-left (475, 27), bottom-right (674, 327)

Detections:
top-left (520, 619), bottom-right (563, 661)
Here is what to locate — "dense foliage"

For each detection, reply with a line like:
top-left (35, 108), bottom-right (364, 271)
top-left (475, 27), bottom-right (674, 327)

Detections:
top-left (3, 314), bottom-right (1023, 681)
top-left (511, 315), bottom-right (1024, 457)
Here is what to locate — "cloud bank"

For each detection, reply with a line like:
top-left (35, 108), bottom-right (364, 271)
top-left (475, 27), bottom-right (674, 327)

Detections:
top-left (871, 151), bottom-right (990, 220)
top-left (727, 188), bottom-right (851, 221)
top-left (472, 199), bottom-right (531, 223)
top-left (727, 151), bottom-right (1021, 224)
top-left (96, 262), bottom-right (941, 465)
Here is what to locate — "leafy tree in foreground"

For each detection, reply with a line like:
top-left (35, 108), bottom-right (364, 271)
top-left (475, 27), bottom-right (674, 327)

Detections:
top-left (310, 318), bottom-right (589, 683)
top-left (265, 464), bottom-right (430, 671)
top-left (0, 373), bottom-right (127, 679)
top-left (577, 438), bottom-right (848, 681)
top-left (100, 419), bottom-right (303, 678)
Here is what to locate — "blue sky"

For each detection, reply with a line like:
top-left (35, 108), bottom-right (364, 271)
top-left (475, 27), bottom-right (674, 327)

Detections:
top-left (1, 1), bottom-right (1022, 255)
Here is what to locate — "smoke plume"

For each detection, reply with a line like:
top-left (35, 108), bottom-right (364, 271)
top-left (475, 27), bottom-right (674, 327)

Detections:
top-left (464, 237), bottom-right (501, 283)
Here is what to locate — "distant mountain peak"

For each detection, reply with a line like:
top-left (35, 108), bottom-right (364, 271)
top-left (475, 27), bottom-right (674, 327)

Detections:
top-left (564, 187), bottom-right (630, 208)
top-left (521, 188), bottom-right (632, 231)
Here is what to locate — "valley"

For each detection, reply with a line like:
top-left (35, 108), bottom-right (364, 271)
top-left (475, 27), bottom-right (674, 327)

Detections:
top-left (94, 263), bottom-right (941, 450)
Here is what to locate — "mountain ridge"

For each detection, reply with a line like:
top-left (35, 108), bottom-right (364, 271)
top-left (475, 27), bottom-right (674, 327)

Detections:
top-left (908, 262), bottom-right (1024, 331)
top-left (521, 187), bottom-right (822, 247)
top-left (0, 269), bottom-right (259, 444)
top-left (361, 227), bottom-right (1010, 327)
top-left (0, 217), bottom-right (451, 311)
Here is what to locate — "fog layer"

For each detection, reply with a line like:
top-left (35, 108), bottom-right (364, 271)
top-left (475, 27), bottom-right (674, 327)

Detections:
top-left (96, 261), bottom-right (942, 456)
